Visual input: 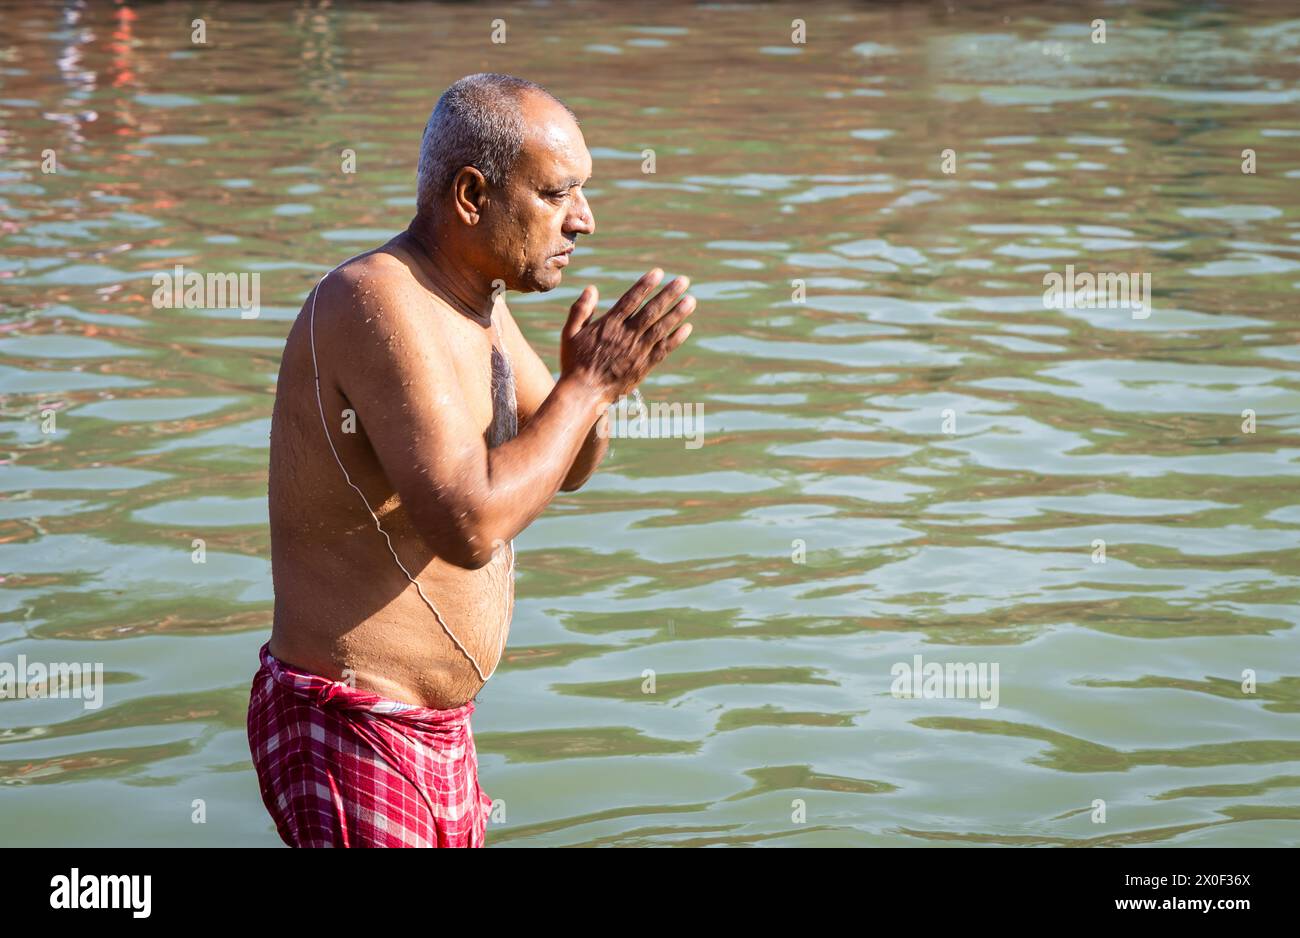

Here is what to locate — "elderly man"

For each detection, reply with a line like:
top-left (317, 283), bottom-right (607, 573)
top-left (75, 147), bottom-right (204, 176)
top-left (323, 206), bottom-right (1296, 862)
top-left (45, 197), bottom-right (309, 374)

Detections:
top-left (246, 73), bottom-right (695, 847)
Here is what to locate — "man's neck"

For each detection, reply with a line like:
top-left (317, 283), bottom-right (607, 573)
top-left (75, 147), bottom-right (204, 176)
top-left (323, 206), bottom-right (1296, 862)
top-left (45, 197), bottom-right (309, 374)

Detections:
top-left (399, 222), bottom-right (495, 326)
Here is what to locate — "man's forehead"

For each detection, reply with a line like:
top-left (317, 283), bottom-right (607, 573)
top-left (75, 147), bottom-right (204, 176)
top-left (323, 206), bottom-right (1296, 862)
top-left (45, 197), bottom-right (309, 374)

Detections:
top-left (517, 96), bottom-right (590, 181)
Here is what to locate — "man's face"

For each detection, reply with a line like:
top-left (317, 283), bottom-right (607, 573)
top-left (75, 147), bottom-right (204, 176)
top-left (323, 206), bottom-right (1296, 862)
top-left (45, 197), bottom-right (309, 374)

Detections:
top-left (483, 94), bottom-right (596, 293)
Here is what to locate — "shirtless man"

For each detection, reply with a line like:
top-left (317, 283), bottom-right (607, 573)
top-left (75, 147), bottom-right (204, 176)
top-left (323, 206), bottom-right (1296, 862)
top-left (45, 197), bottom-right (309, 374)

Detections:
top-left (246, 73), bottom-right (695, 848)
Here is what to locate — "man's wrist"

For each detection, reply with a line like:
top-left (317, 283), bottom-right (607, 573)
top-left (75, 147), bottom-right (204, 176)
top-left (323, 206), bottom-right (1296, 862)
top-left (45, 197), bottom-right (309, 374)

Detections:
top-left (557, 370), bottom-right (613, 418)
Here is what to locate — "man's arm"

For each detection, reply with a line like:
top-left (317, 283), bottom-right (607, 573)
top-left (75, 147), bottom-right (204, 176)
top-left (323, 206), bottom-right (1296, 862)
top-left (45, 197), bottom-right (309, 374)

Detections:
top-left (495, 298), bottom-right (609, 491)
top-left (328, 263), bottom-right (692, 569)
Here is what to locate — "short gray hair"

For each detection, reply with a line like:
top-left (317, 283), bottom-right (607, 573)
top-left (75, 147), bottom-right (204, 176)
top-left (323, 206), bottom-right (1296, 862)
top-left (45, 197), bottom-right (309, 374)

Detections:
top-left (415, 73), bottom-right (575, 216)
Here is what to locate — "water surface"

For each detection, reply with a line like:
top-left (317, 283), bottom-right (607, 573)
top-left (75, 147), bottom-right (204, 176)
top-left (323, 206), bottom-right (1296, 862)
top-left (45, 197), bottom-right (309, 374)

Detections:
top-left (1, 0), bottom-right (1298, 846)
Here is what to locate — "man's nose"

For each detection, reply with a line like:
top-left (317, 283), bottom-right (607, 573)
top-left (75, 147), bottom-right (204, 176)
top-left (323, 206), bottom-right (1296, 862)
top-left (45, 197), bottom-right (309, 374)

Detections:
top-left (566, 189), bottom-right (595, 237)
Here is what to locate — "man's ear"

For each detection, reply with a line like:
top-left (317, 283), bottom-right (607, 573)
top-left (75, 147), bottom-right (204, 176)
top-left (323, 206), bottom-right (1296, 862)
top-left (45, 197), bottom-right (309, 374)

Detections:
top-left (450, 166), bottom-right (487, 225)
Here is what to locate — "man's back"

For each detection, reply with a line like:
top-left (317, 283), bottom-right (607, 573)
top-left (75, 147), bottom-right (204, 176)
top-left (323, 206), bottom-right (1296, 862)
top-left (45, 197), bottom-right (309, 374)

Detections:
top-left (268, 245), bottom-right (516, 710)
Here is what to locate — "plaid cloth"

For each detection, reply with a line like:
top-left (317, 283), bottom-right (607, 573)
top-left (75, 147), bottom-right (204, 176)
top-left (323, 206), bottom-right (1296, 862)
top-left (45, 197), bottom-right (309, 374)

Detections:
top-left (246, 642), bottom-right (493, 848)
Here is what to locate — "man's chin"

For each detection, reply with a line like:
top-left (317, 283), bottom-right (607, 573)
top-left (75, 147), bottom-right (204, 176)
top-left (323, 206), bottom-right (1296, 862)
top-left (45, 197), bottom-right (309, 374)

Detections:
top-left (518, 267), bottom-right (564, 293)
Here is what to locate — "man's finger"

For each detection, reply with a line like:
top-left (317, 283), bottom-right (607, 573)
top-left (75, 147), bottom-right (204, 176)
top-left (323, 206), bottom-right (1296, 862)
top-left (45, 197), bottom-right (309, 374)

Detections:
top-left (648, 321), bottom-right (693, 368)
top-left (642, 294), bottom-right (695, 345)
top-left (564, 285), bottom-right (599, 339)
top-left (630, 278), bottom-right (691, 336)
top-left (606, 268), bottom-right (664, 323)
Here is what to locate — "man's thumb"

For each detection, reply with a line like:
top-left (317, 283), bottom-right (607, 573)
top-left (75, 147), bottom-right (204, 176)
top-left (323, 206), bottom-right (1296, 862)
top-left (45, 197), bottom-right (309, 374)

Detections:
top-left (564, 285), bottom-right (598, 339)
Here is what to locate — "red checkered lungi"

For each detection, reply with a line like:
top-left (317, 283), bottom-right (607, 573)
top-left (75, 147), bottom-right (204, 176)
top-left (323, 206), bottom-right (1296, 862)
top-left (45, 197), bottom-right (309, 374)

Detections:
top-left (246, 642), bottom-right (493, 847)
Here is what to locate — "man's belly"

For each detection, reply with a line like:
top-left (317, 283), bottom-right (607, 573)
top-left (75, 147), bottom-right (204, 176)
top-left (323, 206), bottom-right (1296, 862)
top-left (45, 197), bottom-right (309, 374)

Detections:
top-left (269, 540), bottom-right (515, 710)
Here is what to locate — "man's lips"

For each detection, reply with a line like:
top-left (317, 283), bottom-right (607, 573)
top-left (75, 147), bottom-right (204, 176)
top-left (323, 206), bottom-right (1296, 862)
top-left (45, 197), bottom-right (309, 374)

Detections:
top-left (551, 247), bottom-right (574, 266)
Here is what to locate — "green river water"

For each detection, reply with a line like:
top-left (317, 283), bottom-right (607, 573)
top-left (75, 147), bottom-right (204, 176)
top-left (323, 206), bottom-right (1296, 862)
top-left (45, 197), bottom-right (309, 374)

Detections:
top-left (1, 0), bottom-right (1298, 846)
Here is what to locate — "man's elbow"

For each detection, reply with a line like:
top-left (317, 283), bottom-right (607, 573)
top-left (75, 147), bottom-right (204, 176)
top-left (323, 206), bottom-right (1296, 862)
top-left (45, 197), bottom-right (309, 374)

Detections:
top-left (440, 538), bottom-right (497, 571)
top-left (443, 522), bottom-right (510, 570)
top-left (412, 509), bottom-right (503, 571)
top-left (559, 466), bottom-right (597, 492)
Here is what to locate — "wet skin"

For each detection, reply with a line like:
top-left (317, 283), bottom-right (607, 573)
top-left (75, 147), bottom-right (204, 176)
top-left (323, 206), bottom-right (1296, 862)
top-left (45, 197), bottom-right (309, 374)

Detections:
top-left (268, 92), bottom-right (696, 709)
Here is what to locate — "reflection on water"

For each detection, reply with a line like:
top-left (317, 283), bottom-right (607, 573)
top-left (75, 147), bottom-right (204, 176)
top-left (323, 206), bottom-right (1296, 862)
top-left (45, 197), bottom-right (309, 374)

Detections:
top-left (1, 1), bottom-right (1298, 847)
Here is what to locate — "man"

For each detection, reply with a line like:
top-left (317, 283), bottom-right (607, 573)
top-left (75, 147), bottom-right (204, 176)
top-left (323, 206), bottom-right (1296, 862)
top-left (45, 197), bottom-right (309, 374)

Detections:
top-left (247, 73), bottom-right (695, 847)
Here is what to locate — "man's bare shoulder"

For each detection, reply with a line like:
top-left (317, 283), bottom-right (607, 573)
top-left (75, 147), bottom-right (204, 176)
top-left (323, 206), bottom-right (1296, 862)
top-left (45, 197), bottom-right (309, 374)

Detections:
top-left (315, 249), bottom-right (422, 318)
top-left (309, 247), bottom-right (446, 354)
